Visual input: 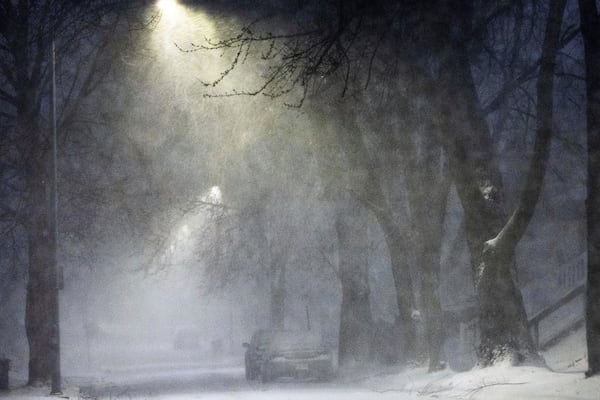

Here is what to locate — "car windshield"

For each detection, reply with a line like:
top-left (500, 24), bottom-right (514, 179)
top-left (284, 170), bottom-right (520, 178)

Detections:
top-left (269, 331), bottom-right (323, 351)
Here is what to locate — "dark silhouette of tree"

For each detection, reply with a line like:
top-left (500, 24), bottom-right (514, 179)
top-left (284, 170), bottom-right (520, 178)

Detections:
top-left (307, 96), bottom-right (419, 364)
top-left (0, 0), bottom-right (143, 385)
top-left (578, 0), bottom-right (600, 378)
top-left (335, 195), bottom-right (373, 364)
top-left (435, 0), bottom-right (566, 364)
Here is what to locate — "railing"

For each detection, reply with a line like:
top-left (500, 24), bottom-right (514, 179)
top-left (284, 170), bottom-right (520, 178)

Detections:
top-left (528, 284), bottom-right (585, 349)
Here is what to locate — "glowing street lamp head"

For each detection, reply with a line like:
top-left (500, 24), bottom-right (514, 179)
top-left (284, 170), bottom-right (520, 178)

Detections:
top-left (158, 0), bottom-right (177, 14)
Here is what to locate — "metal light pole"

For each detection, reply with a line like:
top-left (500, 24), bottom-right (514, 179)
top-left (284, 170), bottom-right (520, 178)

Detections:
top-left (50, 37), bottom-right (63, 397)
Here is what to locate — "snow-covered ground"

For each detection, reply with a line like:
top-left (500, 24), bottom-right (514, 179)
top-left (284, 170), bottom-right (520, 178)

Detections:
top-left (1, 365), bottom-right (598, 400)
top-left (2, 328), bottom-right (598, 399)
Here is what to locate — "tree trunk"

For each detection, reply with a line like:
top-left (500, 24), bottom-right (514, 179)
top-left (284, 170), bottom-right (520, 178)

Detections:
top-left (352, 154), bottom-right (418, 361)
top-left (407, 183), bottom-right (449, 371)
top-left (437, 0), bottom-right (566, 364)
top-left (445, 129), bottom-right (536, 364)
top-left (336, 197), bottom-right (373, 365)
top-left (478, 0), bottom-right (565, 364)
top-left (578, 0), bottom-right (600, 377)
top-left (342, 124), bottom-right (418, 363)
top-left (270, 260), bottom-right (286, 330)
top-left (10, 4), bottom-right (59, 384)
top-left (23, 136), bottom-right (58, 385)
top-left (402, 122), bottom-right (450, 371)
top-left (438, 86), bottom-right (534, 363)
top-left (308, 102), bottom-right (416, 362)
top-left (420, 242), bottom-right (445, 370)
top-left (374, 213), bottom-right (417, 361)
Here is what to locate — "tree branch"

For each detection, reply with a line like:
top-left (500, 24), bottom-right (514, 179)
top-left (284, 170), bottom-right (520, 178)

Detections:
top-left (491, 0), bottom-right (567, 257)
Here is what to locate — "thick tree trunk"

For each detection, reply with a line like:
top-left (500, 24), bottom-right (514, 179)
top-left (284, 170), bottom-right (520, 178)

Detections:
top-left (336, 197), bottom-right (373, 365)
top-left (10, 4), bottom-right (59, 385)
top-left (420, 244), bottom-right (444, 370)
top-left (434, 60), bottom-right (534, 363)
top-left (355, 157), bottom-right (418, 361)
top-left (446, 139), bottom-right (537, 364)
top-left (365, 162), bottom-right (447, 368)
top-left (374, 214), bottom-right (417, 361)
top-left (344, 126), bottom-right (418, 363)
top-left (402, 125), bottom-right (449, 371)
top-left (309, 102), bottom-right (416, 363)
top-left (23, 139), bottom-right (58, 386)
top-left (578, 0), bottom-right (600, 378)
top-left (477, 0), bottom-right (565, 364)
top-left (409, 187), bottom-right (448, 371)
top-left (437, 0), bottom-right (565, 364)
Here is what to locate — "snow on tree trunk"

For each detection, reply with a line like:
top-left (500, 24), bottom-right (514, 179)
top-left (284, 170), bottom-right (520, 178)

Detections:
top-left (578, 0), bottom-right (600, 377)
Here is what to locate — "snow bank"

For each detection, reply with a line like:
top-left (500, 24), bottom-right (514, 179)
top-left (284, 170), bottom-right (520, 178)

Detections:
top-left (362, 364), bottom-right (598, 399)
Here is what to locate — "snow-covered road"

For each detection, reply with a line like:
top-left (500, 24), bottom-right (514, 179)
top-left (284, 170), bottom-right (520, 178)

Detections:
top-left (75, 366), bottom-right (417, 400)
top-left (3, 331), bottom-right (600, 400)
top-left (1, 361), bottom-right (593, 400)
top-left (2, 363), bottom-right (599, 400)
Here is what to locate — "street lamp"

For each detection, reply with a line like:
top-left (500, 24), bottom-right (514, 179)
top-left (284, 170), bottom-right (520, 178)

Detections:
top-left (158, 0), bottom-right (178, 15)
top-left (49, 38), bottom-right (63, 397)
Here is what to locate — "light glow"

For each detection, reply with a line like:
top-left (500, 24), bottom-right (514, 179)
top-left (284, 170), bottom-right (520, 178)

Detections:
top-left (207, 186), bottom-right (222, 204)
top-left (149, 0), bottom-right (224, 94)
top-left (157, 0), bottom-right (177, 14)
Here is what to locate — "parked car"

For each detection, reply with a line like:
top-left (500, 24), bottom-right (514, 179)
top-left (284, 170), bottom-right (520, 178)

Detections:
top-left (243, 329), bottom-right (334, 383)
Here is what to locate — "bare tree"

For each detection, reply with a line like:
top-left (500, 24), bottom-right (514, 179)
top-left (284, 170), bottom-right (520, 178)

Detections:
top-left (189, 0), bottom-right (570, 367)
top-left (305, 93), bottom-right (421, 364)
top-left (0, 0), bottom-right (143, 384)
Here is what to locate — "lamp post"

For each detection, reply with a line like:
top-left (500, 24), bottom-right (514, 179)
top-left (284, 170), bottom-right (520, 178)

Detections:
top-left (49, 37), bottom-right (63, 397)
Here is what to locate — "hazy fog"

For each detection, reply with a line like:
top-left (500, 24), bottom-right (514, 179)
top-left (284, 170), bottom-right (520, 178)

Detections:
top-left (0, 0), bottom-right (588, 388)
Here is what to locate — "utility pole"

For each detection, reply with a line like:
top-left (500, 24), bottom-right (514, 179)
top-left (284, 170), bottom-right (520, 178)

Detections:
top-left (50, 37), bottom-right (63, 397)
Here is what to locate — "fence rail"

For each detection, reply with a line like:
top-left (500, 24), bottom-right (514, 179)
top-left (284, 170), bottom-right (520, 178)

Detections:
top-left (529, 284), bottom-right (585, 349)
